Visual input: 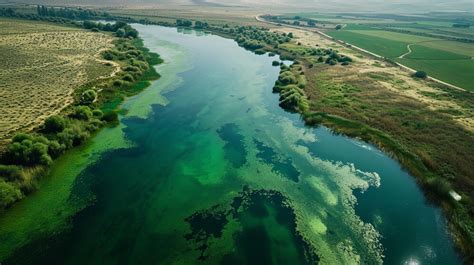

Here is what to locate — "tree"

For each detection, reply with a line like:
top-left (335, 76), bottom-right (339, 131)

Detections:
top-left (44, 116), bottom-right (67, 133)
top-left (335, 24), bottom-right (342, 30)
top-left (116, 28), bottom-right (125, 38)
top-left (194, 21), bottom-right (208, 29)
top-left (80, 89), bottom-right (97, 105)
top-left (72, 106), bottom-right (93, 121)
top-left (176, 19), bottom-right (192, 27)
top-left (413, 71), bottom-right (427, 79)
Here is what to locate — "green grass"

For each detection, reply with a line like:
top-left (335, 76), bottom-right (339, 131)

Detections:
top-left (397, 58), bottom-right (474, 91)
top-left (405, 45), bottom-right (470, 60)
top-left (352, 29), bottom-right (435, 42)
top-left (327, 30), bottom-right (408, 58)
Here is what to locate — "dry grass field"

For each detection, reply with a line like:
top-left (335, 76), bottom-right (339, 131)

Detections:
top-left (0, 18), bottom-right (117, 145)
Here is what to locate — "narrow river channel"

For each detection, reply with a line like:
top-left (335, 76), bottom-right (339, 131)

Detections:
top-left (0, 24), bottom-right (460, 264)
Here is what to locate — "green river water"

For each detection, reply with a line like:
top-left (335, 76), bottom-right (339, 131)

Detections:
top-left (0, 24), bottom-right (460, 264)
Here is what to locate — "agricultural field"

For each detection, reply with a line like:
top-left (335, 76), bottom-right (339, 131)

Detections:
top-left (0, 18), bottom-right (117, 145)
top-left (277, 12), bottom-right (474, 91)
top-left (326, 28), bottom-right (474, 91)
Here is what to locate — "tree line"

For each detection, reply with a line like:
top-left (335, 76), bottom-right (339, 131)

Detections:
top-left (36, 5), bottom-right (110, 20)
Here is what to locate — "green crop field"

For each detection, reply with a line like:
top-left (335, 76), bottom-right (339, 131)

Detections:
top-left (327, 30), bottom-right (408, 58)
top-left (405, 45), bottom-right (470, 60)
top-left (326, 28), bottom-right (474, 91)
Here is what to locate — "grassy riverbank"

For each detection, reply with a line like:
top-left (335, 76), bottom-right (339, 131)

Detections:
top-left (0, 17), bottom-right (162, 212)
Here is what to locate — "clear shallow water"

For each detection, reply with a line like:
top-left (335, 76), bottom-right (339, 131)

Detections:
top-left (0, 25), bottom-right (460, 264)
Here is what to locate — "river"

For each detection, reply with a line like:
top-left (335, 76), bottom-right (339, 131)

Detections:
top-left (0, 24), bottom-right (460, 264)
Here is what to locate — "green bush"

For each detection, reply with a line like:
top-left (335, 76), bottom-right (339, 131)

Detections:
top-left (56, 125), bottom-right (89, 148)
top-left (278, 71), bottom-right (297, 85)
top-left (43, 115), bottom-right (67, 133)
top-left (72, 106), bottom-right (93, 121)
top-left (4, 135), bottom-right (52, 166)
top-left (47, 140), bottom-right (66, 158)
top-left (122, 74), bottom-right (134, 82)
top-left (0, 180), bottom-right (23, 210)
top-left (272, 61), bottom-right (280, 66)
top-left (0, 165), bottom-right (24, 182)
top-left (101, 111), bottom-right (119, 123)
top-left (80, 89), bottom-right (97, 105)
top-left (113, 80), bottom-right (123, 87)
top-left (92, 109), bottom-right (103, 118)
top-left (413, 71), bottom-right (427, 79)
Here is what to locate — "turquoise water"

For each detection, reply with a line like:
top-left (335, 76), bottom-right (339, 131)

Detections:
top-left (0, 25), bottom-right (460, 264)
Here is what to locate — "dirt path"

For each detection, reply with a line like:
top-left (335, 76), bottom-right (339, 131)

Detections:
top-left (398, 43), bottom-right (413, 59)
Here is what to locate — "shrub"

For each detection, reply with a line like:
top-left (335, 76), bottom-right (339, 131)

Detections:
top-left (43, 115), bottom-right (67, 133)
top-left (116, 28), bottom-right (125, 37)
top-left (57, 125), bottom-right (89, 148)
top-left (47, 140), bottom-right (65, 158)
top-left (413, 71), bottom-right (427, 79)
top-left (72, 106), bottom-right (93, 121)
top-left (113, 80), bottom-right (123, 87)
top-left (101, 111), bottom-right (119, 123)
top-left (12, 133), bottom-right (34, 143)
top-left (103, 51), bottom-right (114, 60)
top-left (92, 109), bottom-right (103, 118)
top-left (0, 165), bottom-right (24, 182)
top-left (80, 90), bottom-right (97, 105)
top-left (278, 71), bottom-right (297, 85)
top-left (0, 180), bottom-right (23, 210)
top-left (4, 136), bottom-right (52, 166)
top-left (272, 61), bottom-right (280, 66)
top-left (122, 74), bottom-right (134, 82)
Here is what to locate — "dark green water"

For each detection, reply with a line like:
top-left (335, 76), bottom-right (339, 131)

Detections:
top-left (0, 25), bottom-right (460, 264)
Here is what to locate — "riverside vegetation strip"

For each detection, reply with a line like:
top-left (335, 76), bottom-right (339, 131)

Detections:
top-left (0, 16), bottom-right (163, 212)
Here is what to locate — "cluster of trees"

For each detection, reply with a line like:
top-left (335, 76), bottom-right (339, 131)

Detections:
top-left (175, 19), bottom-right (208, 29)
top-left (0, 7), bottom-right (15, 17)
top-left (262, 15), bottom-right (318, 28)
top-left (0, 105), bottom-right (108, 210)
top-left (325, 50), bottom-right (352, 65)
top-left (176, 19), bottom-right (193, 27)
top-left (36, 5), bottom-right (110, 20)
top-left (231, 26), bottom-right (292, 52)
top-left (83, 21), bottom-right (138, 38)
top-left (272, 64), bottom-right (308, 112)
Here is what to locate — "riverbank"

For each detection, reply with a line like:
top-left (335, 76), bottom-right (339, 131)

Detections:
top-left (0, 18), bottom-right (163, 212)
